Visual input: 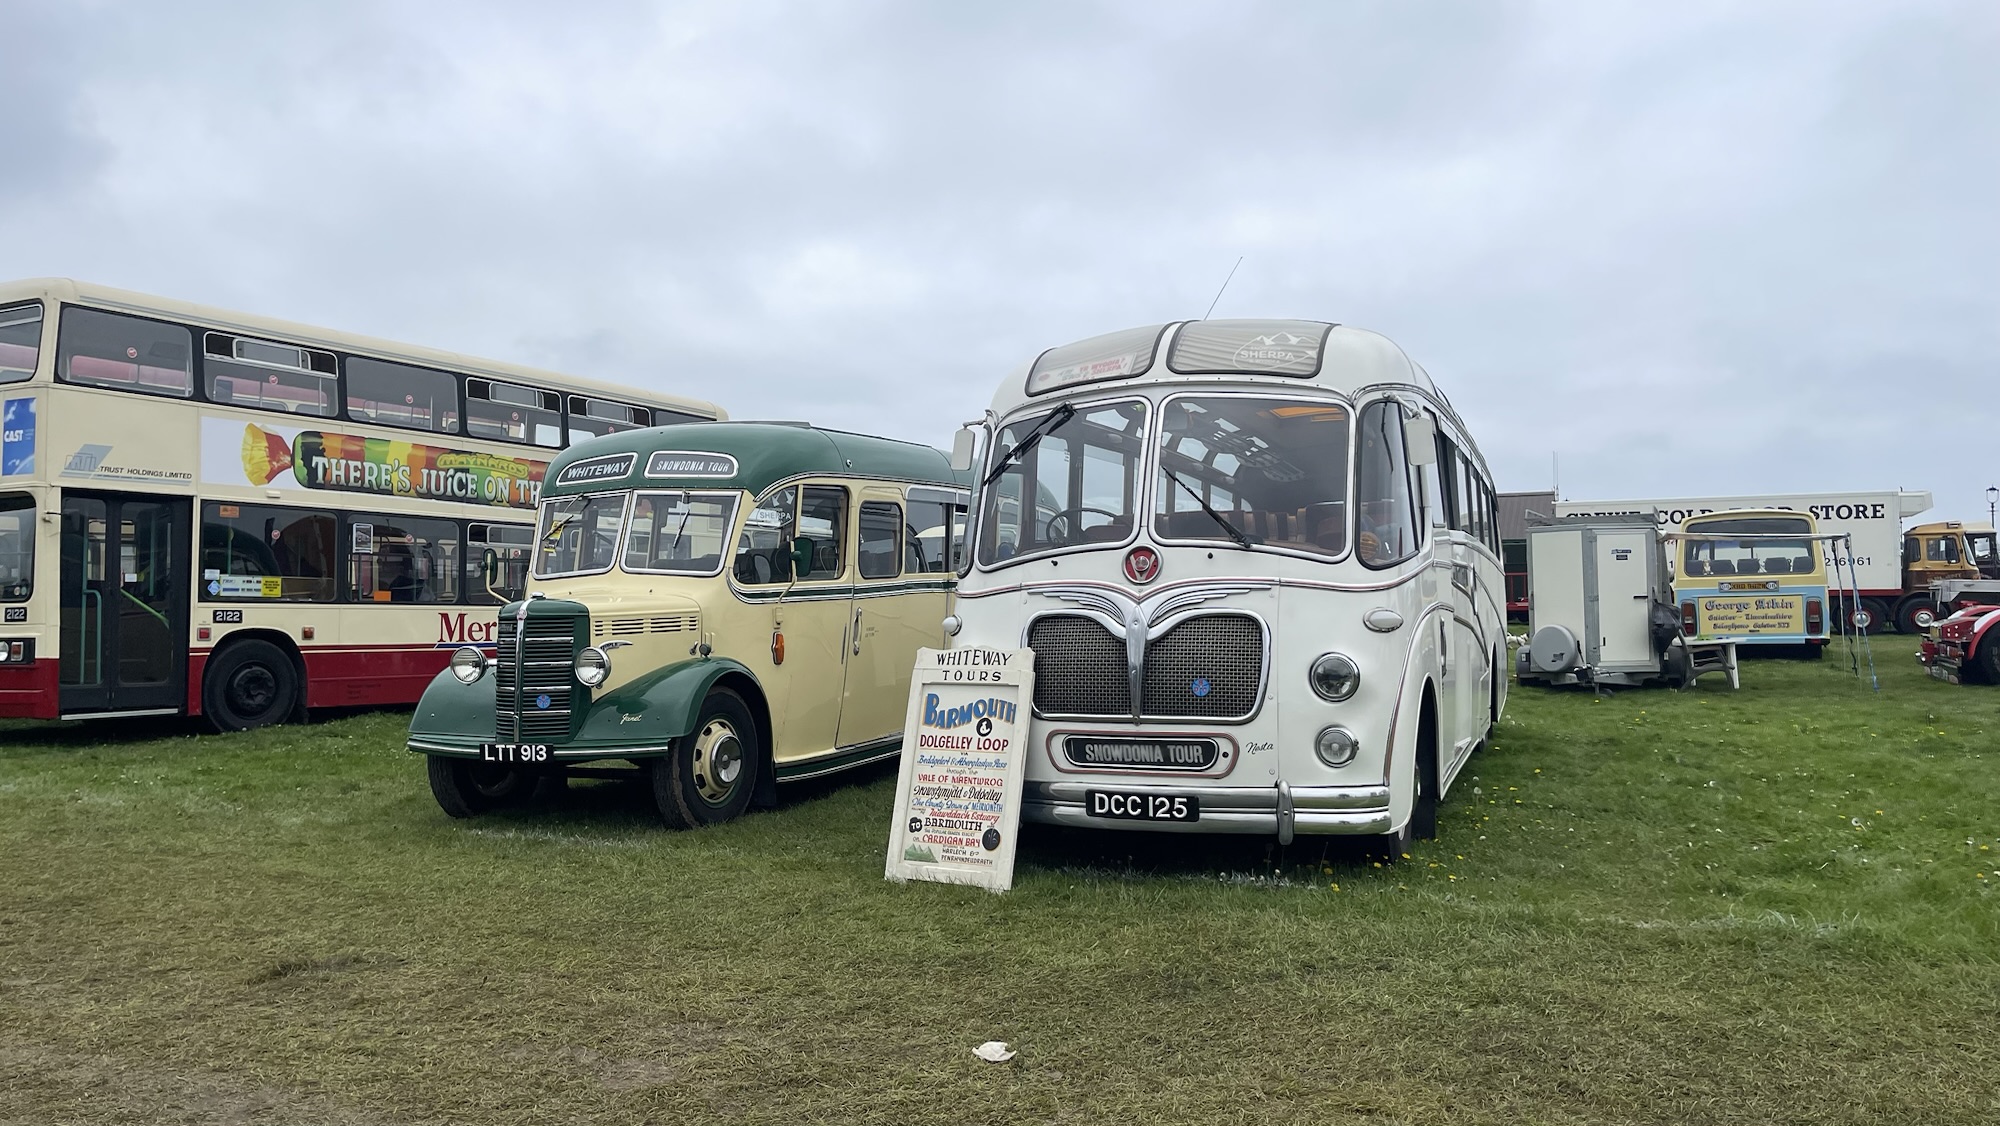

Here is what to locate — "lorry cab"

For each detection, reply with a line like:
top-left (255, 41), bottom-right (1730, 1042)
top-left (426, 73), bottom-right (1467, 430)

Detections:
top-left (1900, 521), bottom-right (1999, 633)
top-left (407, 422), bottom-right (970, 827)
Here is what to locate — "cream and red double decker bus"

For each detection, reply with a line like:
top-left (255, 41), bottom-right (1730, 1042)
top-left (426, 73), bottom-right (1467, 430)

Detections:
top-left (945, 319), bottom-right (1507, 854)
top-left (0, 279), bottom-right (721, 730)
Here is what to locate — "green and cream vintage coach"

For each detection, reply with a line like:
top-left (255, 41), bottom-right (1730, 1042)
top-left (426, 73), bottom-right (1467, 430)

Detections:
top-left (407, 423), bottom-right (969, 827)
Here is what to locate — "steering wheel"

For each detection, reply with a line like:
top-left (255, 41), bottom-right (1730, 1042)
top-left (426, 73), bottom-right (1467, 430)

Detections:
top-left (1043, 506), bottom-right (1121, 545)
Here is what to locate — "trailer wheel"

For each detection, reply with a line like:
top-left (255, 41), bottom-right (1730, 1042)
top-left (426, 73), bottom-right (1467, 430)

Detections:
top-left (1859, 598), bottom-right (1891, 635)
top-left (1894, 597), bottom-right (1937, 636)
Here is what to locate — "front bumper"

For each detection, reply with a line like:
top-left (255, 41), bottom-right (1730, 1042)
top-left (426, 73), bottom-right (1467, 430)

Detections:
top-left (1023, 779), bottom-right (1392, 840)
top-left (407, 735), bottom-right (676, 762)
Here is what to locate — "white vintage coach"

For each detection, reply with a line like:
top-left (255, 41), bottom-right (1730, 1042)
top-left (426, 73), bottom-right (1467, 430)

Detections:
top-left (944, 319), bottom-right (1507, 854)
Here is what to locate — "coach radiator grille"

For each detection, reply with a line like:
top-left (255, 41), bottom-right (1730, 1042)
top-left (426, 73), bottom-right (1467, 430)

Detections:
top-left (495, 614), bottom-right (581, 740)
top-left (1027, 611), bottom-right (1266, 721)
top-left (1028, 615), bottom-right (1131, 717)
top-left (1142, 615), bottom-right (1262, 719)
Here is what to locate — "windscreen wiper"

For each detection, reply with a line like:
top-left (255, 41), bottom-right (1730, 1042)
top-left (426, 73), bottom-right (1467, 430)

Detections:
top-left (1163, 468), bottom-right (1254, 550)
top-left (981, 403), bottom-right (1076, 487)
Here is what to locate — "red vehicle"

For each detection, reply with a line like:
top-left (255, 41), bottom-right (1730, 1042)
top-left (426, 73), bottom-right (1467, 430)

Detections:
top-left (1918, 601), bottom-right (2000, 685)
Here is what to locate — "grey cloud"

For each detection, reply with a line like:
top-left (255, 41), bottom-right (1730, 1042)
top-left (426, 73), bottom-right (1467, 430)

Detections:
top-left (4, 0), bottom-right (1996, 520)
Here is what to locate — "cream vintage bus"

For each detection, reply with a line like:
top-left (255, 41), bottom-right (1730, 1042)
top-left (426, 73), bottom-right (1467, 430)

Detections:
top-left (406, 422), bottom-right (970, 827)
top-left (945, 319), bottom-right (1507, 853)
top-left (0, 278), bottom-right (722, 729)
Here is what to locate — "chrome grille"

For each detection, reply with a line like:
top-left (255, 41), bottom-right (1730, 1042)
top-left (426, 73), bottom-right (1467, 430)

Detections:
top-left (1026, 611), bottom-right (1266, 721)
top-left (1142, 615), bottom-right (1262, 719)
top-left (496, 614), bottom-right (580, 740)
top-left (1028, 615), bottom-right (1130, 717)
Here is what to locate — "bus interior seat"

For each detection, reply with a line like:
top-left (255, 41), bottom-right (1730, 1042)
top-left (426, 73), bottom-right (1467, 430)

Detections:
top-left (1709, 560), bottom-right (1737, 575)
top-left (1685, 559), bottom-right (1711, 577)
top-left (1081, 517), bottom-right (1131, 544)
top-left (1762, 557), bottom-right (1790, 574)
top-left (859, 547), bottom-right (896, 575)
top-left (1791, 556), bottom-right (1814, 573)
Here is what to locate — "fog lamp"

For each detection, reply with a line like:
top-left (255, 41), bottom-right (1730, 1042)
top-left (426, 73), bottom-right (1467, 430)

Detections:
top-left (1315, 726), bottom-right (1358, 767)
top-left (575, 645), bottom-right (612, 688)
top-left (449, 646), bottom-right (488, 684)
top-left (1309, 652), bottom-right (1360, 701)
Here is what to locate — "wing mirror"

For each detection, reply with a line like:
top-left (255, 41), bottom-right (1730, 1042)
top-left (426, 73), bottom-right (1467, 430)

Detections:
top-left (789, 536), bottom-right (815, 579)
top-left (1403, 412), bottom-right (1438, 465)
top-left (949, 427), bottom-right (978, 473)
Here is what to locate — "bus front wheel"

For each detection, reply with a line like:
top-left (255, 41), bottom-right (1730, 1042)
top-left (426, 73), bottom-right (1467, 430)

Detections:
top-left (651, 688), bottom-right (760, 829)
top-left (203, 639), bottom-right (300, 732)
top-left (427, 755), bottom-right (534, 818)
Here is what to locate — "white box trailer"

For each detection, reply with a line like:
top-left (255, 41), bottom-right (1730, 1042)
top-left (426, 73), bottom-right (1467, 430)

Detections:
top-left (1553, 490), bottom-right (1931, 604)
top-left (1516, 513), bottom-right (1733, 688)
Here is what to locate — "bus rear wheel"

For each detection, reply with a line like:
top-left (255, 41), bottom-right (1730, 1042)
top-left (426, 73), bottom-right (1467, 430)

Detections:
top-left (427, 755), bottom-right (534, 818)
top-left (651, 688), bottom-right (760, 829)
top-left (203, 639), bottom-right (300, 732)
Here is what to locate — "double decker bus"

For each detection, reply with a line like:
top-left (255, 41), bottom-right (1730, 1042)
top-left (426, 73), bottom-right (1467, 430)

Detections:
top-left (946, 319), bottom-right (1507, 853)
top-left (0, 279), bottom-right (722, 729)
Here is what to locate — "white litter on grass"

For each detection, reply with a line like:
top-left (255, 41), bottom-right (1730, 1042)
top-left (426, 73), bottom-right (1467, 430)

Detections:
top-left (973, 1041), bottom-right (1016, 1063)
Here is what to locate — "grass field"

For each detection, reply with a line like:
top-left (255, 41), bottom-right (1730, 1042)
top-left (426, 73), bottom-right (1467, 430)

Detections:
top-left (2, 642), bottom-right (1997, 1125)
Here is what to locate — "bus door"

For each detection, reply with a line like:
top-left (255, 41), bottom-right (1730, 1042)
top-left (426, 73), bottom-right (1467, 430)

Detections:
top-left (58, 492), bottom-right (190, 716)
top-left (740, 484), bottom-right (855, 761)
top-left (836, 491), bottom-right (937, 751)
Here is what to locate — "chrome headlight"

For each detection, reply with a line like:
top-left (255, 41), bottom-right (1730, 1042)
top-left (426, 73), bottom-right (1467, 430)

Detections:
top-left (574, 645), bottom-right (612, 688)
top-left (1315, 726), bottom-right (1358, 767)
top-left (1309, 652), bottom-right (1360, 701)
top-left (449, 646), bottom-right (488, 684)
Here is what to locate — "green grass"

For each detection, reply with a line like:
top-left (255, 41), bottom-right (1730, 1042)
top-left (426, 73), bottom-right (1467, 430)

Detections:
top-left (2, 644), bottom-right (1997, 1125)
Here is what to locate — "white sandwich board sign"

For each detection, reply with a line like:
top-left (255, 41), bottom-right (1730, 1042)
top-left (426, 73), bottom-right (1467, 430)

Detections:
top-left (884, 647), bottom-right (1034, 894)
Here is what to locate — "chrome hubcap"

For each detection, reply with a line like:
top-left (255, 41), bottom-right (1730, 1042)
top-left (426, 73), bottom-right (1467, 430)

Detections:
top-left (692, 718), bottom-right (744, 806)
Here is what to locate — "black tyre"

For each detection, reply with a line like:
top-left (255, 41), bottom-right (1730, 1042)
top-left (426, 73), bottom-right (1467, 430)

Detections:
top-left (1409, 706), bottom-right (1441, 840)
top-left (1979, 636), bottom-right (2000, 685)
top-left (651, 688), bottom-right (760, 829)
top-left (1895, 597), bottom-right (1938, 636)
top-left (203, 639), bottom-right (301, 733)
top-left (1852, 598), bottom-right (1891, 635)
top-left (426, 755), bottom-right (534, 818)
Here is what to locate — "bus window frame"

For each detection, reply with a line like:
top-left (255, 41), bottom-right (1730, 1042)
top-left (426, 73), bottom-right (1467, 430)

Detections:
top-left (56, 305), bottom-right (196, 399)
top-left (0, 301), bottom-right (44, 384)
top-left (202, 330), bottom-right (340, 418)
top-left (1353, 397), bottom-right (1424, 570)
top-left (467, 377), bottom-right (563, 448)
top-left (343, 354), bottom-right (463, 435)
top-left (0, 493), bottom-right (33, 602)
top-left (976, 395), bottom-right (1151, 571)
top-left (534, 490), bottom-right (633, 579)
top-left (621, 489), bottom-right (742, 579)
top-left (1149, 390), bottom-right (1358, 566)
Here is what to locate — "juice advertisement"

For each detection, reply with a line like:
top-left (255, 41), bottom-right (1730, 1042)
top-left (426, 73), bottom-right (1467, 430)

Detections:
top-left (201, 417), bottom-right (547, 509)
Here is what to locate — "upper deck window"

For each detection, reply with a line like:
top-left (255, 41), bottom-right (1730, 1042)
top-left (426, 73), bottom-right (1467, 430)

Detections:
top-left (469, 378), bottom-right (562, 447)
top-left (0, 303), bottom-right (41, 385)
top-left (1025, 325), bottom-right (1169, 397)
top-left (204, 332), bottom-right (338, 417)
top-left (1152, 397), bottom-right (1351, 557)
top-left (567, 395), bottom-right (652, 445)
top-left (1166, 319), bottom-right (1332, 378)
top-left (653, 407), bottom-right (708, 426)
top-left (57, 308), bottom-right (193, 397)
top-left (346, 356), bottom-right (459, 433)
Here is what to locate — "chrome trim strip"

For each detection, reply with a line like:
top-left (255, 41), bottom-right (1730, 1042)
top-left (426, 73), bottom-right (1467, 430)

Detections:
top-left (62, 707), bottom-right (179, 720)
top-left (959, 567), bottom-right (1423, 601)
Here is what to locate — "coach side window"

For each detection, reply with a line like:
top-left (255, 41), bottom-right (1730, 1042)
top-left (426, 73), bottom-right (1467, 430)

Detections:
top-left (347, 357), bottom-right (460, 433)
top-left (469, 379), bottom-right (563, 447)
top-left (1355, 400), bottom-right (1420, 568)
top-left (467, 523), bottom-right (533, 604)
top-left (347, 516), bottom-right (461, 604)
top-left (58, 308), bottom-right (193, 397)
top-left (200, 502), bottom-right (336, 602)
top-left (857, 501), bottom-right (903, 580)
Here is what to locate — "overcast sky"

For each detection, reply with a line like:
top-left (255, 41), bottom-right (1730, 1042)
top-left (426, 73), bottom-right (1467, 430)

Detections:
top-left (6, 1), bottom-right (1996, 521)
